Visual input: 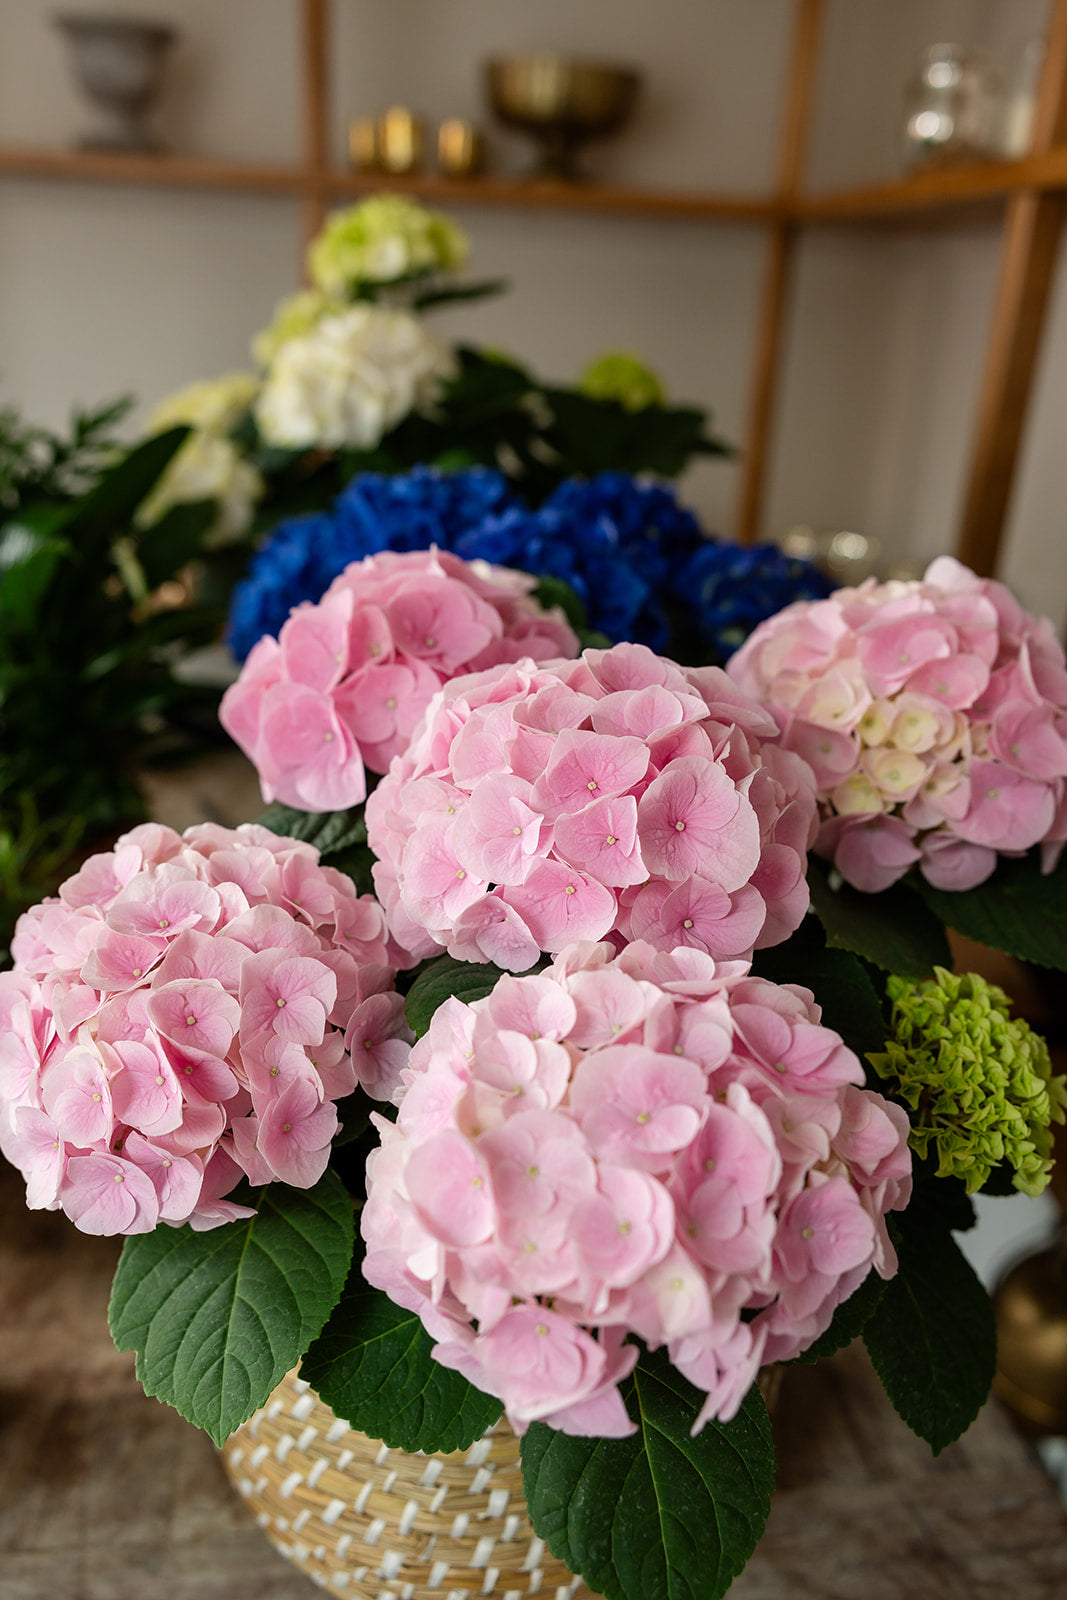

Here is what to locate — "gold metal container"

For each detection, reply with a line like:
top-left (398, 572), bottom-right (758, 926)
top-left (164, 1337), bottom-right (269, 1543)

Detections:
top-left (378, 105), bottom-right (424, 174)
top-left (993, 1235), bottom-right (1067, 1434)
top-left (485, 54), bottom-right (641, 180)
top-left (437, 116), bottom-right (486, 177)
top-left (347, 114), bottom-right (379, 171)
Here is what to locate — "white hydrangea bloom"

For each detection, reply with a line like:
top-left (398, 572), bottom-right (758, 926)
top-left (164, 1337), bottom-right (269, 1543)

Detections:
top-left (138, 370), bottom-right (264, 546)
top-left (254, 304), bottom-right (455, 452)
top-left (138, 433), bottom-right (264, 546)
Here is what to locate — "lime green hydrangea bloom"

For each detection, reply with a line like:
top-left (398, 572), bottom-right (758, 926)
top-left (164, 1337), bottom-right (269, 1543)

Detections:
top-left (578, 351), bottom-right (666, 411)
top-left (145, 371), bottom-right (259, 436)
top-left (868, 968), bottom-right (1066, 1197)
top-left (252, 289), bottom-right (344, 368)
top-left (307, 195), bottom-right (469, 297)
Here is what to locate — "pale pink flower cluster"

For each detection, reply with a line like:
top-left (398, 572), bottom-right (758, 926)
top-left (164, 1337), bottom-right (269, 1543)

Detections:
top-left (221, 548), bottom-right (579, 812)
top-left (362, 940), bottom-right (911, 1437)
top-left (0, 822), bottom-right (410, 1236)
top-left (728, 556), bottom-right (1067, 893)
top-left (366, 643), bottom-right (818, 972)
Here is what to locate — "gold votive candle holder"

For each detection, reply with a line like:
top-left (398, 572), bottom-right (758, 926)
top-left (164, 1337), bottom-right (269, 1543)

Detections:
top-left (437, 117), bottom-right (485, 177)
top-left (347, 115), bottom-right (379, 171)
top-left (378, 105), bottom-right (424, 174)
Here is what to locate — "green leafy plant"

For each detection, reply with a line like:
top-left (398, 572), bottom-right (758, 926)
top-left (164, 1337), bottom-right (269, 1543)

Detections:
top-left (0, 417), bottom-right (229, 954)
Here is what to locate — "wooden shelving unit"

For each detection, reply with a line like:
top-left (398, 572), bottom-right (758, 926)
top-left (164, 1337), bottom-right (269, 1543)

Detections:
top-left (2, 0), bottom-right (1067, 573)
top-left (0, 146), bottom-right (776, 223)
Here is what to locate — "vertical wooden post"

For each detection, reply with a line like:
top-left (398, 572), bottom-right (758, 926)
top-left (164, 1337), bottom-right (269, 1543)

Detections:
top-left (300, 0), bottom-right (330, 261)
top-left (955, 0), bottom-right (1067, 575)
top-left (735, 0), bottom-right (825, 544)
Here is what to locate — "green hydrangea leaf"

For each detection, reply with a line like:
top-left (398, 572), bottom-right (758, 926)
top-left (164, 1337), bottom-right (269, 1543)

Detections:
top-left (862, 1210), bottom-right (996, 1455)
top-left (520, 1346), bottom-right (774, 1600)
top-left (751, 916), bottom-right (887, 1061)
top-left (787, 1267), bottom-right (886, 1366)
top-left (404, 954), bottom-right (512, 1039)
top-left (59, 426), bottom-right (190, 552)
top-left (301, 1280), bottom-right (502, 1453)
top-left (254, 803), bottom-right (367, 858)
top-left (533, 572), bottom-right (589, 633)
top-left (108, 1170), bottom-right (354, 1446)
top-left (137, 498), bottom-right (216, 590)
top-left (807, 855), bottom-right (951, 977)
top-left (915, 849), bottom-right (1067, 971)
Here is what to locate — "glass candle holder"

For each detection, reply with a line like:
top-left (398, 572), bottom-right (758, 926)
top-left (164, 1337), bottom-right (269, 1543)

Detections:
top-left (902, 43), bottom-right (1004, 170)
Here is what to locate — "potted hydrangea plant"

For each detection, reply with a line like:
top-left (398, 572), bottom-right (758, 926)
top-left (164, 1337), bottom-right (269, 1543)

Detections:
top-left (2, 540), bottom-right (1065, 1600)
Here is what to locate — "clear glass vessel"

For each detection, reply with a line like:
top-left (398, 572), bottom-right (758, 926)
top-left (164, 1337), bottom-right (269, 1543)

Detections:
top-left (902, 43), bottom-right (1004, 171)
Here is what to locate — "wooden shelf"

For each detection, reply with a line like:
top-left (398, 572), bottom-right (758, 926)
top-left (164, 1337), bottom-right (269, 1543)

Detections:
top-left (800, 146), bottom-right (1067, 223)
top-left (0, 144), bottom-right (309, 195)
top-left (327, 167), bottom-right (775, 222)
top-left (0, 143), bottom-right (774, 223)
top-left (11, 141), bottom-right (1067, 228)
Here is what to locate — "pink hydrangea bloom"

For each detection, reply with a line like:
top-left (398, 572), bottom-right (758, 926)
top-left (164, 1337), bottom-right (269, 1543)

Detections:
top-left (728, 557), bottom-right (1067, 892)
top-left (0, 821), bottom-right (411, 1236)
top-left (220, 547), bottom-right (578, 811)
top-left (367, 644), bottom-right (818, 970)
top-left (361, 940), bottom-right (911, 1437)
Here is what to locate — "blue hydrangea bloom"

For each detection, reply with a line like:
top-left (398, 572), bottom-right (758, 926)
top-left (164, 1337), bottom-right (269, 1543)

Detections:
top-left (674, 539), bottom-right (834, 660)
top-left (227, 467), bottom-right (520, 659)
top-left (227, 465), bottom-right (832, 665)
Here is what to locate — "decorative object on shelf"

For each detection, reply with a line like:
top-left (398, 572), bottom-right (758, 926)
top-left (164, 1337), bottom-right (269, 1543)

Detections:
top-left (437, 115), bottom-right (486, 177)
top-left (347, 114), bottom-right (379, 172)
top-left (902, 43), bottom-right (1004, 171)
top-left (779, 524), bottom-right (881, 585)
top-left (55, 12), bottom-right (176, 153)
top-left (485, 54), bottom-right (641, 180)
top-left (1000, 36), bottom-right (1045, 159)
top-left (377, 105), bottom-right (425, 175)
top-left (994, 1230), bottom-right (1067, 1433)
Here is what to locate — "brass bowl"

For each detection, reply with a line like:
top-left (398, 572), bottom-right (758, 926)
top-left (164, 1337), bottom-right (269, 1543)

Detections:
top-left (993, 1239), bottom-right (1067, 1434)
top-left (485, 53), bottom-right (641, 180)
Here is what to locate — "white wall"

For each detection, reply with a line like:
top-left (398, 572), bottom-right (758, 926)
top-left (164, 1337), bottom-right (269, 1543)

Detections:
top-left (0, 0), bottom-right (1064, 626)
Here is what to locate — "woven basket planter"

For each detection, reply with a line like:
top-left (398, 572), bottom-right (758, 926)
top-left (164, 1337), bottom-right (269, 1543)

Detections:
top-left (220, 1368), bottom-right (783, 1599)
top-left (220, 1369), bottom-right (593, 1599)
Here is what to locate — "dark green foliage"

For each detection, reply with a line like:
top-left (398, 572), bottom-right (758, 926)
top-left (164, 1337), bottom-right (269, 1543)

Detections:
top-left (109, 1171), bottom-right (355, 1446)
top-left (521, 1346), bottom-right (775, 1600)
top-left (807, 856), bottom-right (951, 977)
top-left (863, 1207), bottom-right (996, 1454)
top-left (751, 914), bottom-right (889, 1063)
top-left (404, 954), bottom-right (511, 1038)
top-left (0, 420), bottom-right (229, 954)
top-left (915, 848), bottom-right (1067, 972)
top-left (302, 1275), bottom-right (502, 1453)
top-left (253, 803), bottom-right (376, 895)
